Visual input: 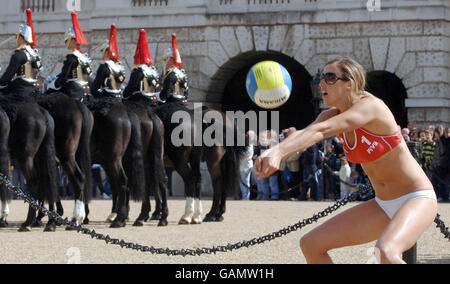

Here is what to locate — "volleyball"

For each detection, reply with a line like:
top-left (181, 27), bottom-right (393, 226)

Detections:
top-left (245, 61), bottom-right (292, 109)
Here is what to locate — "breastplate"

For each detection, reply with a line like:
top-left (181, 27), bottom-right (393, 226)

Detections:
top-left (15, 46), bottom-right (42, 84)
top-left (138, 65), bottom-right (160, 95)
top-left (69, 50), bottom-right (92, 87)
top-left (104, 60), bottom-right (125, 94)
top-left (171, 68), bottom-right (189, 98)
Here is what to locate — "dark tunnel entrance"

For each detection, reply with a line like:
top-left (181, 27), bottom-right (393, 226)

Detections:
top-left (220, 52), bottom-right (317, 133)
top-left (365, 71), bottom-right (408, 128)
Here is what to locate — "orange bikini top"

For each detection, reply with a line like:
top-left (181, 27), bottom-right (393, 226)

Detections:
top-left (339, 127), bottom-right (403, 164)
top-left (337, 96), bottom-right (403, 163)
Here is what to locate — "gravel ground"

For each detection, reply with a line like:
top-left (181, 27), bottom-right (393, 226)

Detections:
top-left (0, 198), bottom-right (449, 264)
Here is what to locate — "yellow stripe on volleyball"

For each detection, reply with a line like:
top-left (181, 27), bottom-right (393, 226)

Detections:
top-left (252, 61), bottom-right (285, 90)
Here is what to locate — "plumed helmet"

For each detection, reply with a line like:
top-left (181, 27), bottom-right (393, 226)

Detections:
top-left (65, 12), bottom-right (88, 45)
top-left (18, 9), bottom-right (37, 46)
top-left (134, 29), bottom-right (153, 66)
top-left (18, 24), bottom-right (33, 44)
top-left (171, 33), bottom-right (182, 68)
top-left (107, 24), bottom-right (119, 61)
top-left (163, 34), bottom-right (182, 68)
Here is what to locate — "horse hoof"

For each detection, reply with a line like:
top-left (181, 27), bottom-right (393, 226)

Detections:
top-left (0, 219), bottom-right (8, 228)
top-left (133, 220), bottom-right (145, 227)
top-left (106, 213), bottom-right (117, 223)
top-left (157, 219), bottom-right (168, 227)
top-left (136, 214), bottom-right (149, 223)
top-left (110, 220), bottom-right (126, 228)
top-left (44, 224), bottom-right (56, 232)
top-left (215, 216), bottom-right (224, 222)
top-left (178, 218), bottom-right (191, 225)
top-left (202, 215), bottom-right (216, 222)
top-left (18, 226), bottom-right (31, 232)
top-left (83, 218), bottom-right (89, 225)
top-left (31, 220), bottom-right (43, 228)
top-left (191, 218), bottom-right (202, 225)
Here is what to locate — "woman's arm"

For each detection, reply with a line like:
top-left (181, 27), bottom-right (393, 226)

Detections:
top-left (255, 99), bottom-right (379, 178)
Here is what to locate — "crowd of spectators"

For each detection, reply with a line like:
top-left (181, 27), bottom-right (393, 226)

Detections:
top-left (240, 122), bottom-right (450, 203)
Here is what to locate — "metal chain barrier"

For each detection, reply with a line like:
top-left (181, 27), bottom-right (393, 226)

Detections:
top-left (0, 173), bottom-right (448, 257)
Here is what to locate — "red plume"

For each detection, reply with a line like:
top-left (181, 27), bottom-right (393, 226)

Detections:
top-left (171, 33), bottom-right (182, 68)
top-left (108, 24), bottom-right (119, 61)
top-left (71, 12), bottom-right (87, 45)
top-left (134, 29), bottom-right (153, 66)
top-left (26, 9), bottom-right (37, 47)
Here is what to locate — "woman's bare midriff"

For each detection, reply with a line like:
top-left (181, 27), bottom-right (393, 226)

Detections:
top-left (360, 141), bottom-right (433, 201)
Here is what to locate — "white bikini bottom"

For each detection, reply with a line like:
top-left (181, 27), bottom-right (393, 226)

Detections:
top-left (375, 190), bottom-right (437, 219)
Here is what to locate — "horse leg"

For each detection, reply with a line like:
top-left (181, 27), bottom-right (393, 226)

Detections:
top-left (61, 157), bottom-right (86, 230)
top-left (105, 162), bottom-right (128, 228)
top-left (83, 203), bottom-right (90, 224)
top-left (216, 180), bottom-right (227, 222)
top-left (56, 200), bottom-right (64, 225)
top-left (176, 154), bottom-right (202, 225)
top-left (157, 180), bottom-right (169, 227)
top-left (176, 161), bottom-right (196, 225)
top-left (106, 186), bottom-right (118, 223)
top-left (133, 189), bottom-right (150, 226)
top-left (157, 161), bottom-right (169, 227)
top-left (32, 201), bottom-right (45, 227)
top-left (17, 157), bottom-right (38, 232)
top-left (0, 201), bottom-right (9, 227)
top-left (43, 202), bottom-right (57, 232)
top-left (191, 162), bottom-right (203, 225)
top-left (203, 163), bottom-right (222, 222)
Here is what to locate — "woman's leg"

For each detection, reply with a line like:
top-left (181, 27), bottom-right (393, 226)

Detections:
top-left (300, 199), bottom-right (390, 263)
top-left (375, 197), bottom-right (437, 264)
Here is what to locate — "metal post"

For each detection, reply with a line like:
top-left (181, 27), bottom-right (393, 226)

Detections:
top-left (402, 244), bottom-right (417, 264)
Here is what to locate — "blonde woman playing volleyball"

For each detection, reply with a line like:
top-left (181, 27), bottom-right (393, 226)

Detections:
top-left (254, 57), bottom-right (437, 264)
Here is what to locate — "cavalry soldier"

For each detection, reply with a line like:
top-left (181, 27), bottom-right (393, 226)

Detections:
top-left (0, 9), bottom-right (42, 96)
top-left (158, 33), bottom-right (188, 106)
top-left (47, 12), bottom-right (92, 99)
top-left (90, 24), bottom-right (126, 99)
top-left (123, 29), bottom-right (159, 105)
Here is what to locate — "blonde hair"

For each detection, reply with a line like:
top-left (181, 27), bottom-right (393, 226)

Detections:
top-left (326, 56), bottom-right (366, 95)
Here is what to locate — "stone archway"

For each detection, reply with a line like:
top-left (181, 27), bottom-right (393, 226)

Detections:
top-left (366, 71), bottom-right (408, 128)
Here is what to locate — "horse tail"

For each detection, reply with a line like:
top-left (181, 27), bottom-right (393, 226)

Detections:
top-left (220, 116), bottom-right (247, 198)
top-left (75, 101), bottom-right (93, 204)
top-left (219, 147), bottom-right (242, 198)
top-left (35, 108), bottom-right (58, 205)
top-left (0, 109), bottom-right (10, 202)
top-left (124, 110), bottom-right (145, 201)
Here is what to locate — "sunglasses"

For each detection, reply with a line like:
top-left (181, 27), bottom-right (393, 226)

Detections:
top-left (312, 71), bottom-right (349, 85)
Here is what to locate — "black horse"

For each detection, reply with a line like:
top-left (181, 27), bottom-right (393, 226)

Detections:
top-left (85, 96), bottom-right (146, 228)
top-left (36, 92), bottom-right (93, 228)
top-left (0, 106), bottom-right (10, 227)
top-left (0, 92), bottom-right (59, 231)
top-left (154, 103), bottom-right (246, 224)
top-left (122, 94), bottom-right (169, 227)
